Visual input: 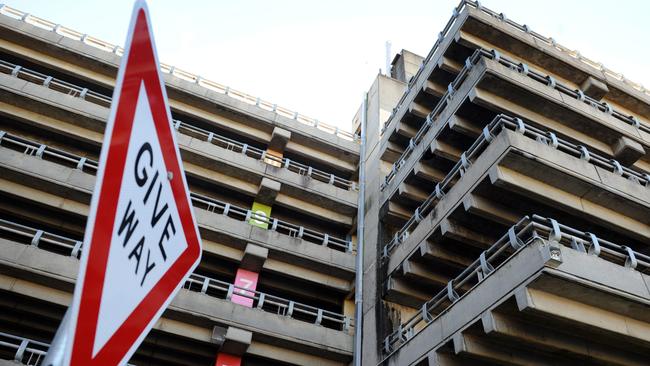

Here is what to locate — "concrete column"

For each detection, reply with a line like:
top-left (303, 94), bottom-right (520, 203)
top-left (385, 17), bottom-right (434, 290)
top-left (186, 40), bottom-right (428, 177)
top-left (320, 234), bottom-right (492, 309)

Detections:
top-left (256, 177), bottom-right (281, 206)
top-left (360, 74), bottom-right (406, 365)
top-left (269, 127), bottom-right (291, 153)
top-left (240, 243), bottom-right (269, 273)
top-left (212, 326), bottom-right (252, 366)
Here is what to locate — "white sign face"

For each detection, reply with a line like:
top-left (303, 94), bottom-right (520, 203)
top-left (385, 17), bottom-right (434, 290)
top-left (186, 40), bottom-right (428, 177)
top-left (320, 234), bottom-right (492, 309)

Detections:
top-left (62, 2), bottom-right (202, 365)
top-left (93, 83), bottom-right (189, 355)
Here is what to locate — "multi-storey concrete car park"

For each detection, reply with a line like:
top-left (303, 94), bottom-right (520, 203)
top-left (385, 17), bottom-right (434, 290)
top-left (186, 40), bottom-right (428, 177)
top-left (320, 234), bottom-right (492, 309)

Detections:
top-left (0, 1), bottom-right (649, 365)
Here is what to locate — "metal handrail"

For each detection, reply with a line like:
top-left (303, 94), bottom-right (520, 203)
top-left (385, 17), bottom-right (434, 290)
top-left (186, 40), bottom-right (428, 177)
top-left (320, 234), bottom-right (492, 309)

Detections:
top-left (380, 113), bottom-right (650, 259)
top-left (0, 59), bottom-right (357, 191)
top-left (184, 273), bottom-right (351, 331)
top-left (0, 219), bottom-right (352, 332)
top-left (381, 47), bottom-right (650, 190)
top-left (0, 131), bottom-right (353, 252)
top-left (0, 4), bottom-right (359, 142)
top-left (381, 0), bottom-right (648, 133)
top-left (0, 332), bottom-right (48, 366)
top-left (381, 214), bottom-right (650, 357)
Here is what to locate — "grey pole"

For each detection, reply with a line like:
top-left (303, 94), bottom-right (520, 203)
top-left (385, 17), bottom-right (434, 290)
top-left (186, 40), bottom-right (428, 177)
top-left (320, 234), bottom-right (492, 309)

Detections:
top-left (42, 308), bottom-right (70, 366)
top-left (353, 93), bottom-right (367, 366)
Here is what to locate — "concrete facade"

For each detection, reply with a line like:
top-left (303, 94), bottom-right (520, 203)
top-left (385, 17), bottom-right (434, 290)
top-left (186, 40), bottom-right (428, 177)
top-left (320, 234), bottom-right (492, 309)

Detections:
top-left (359, 1), bottom-right (650, 366)
top-left (1, 1), bottom-right (650, 366)
top-left (0, 4), bottom-right (358, 365)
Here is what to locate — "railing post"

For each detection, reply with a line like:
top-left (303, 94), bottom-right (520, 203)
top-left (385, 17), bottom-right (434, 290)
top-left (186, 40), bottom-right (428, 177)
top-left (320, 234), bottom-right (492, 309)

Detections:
top-left (14, 339), bottom-right (28, 362)
top-left (71, 241), bottom-right (82, 258)
top-left (31, 230), bottom-right (43, 247)
top-left (200, 277), bottom-right (209, 294)
top-left (257, 293), bottom-right (265, 309)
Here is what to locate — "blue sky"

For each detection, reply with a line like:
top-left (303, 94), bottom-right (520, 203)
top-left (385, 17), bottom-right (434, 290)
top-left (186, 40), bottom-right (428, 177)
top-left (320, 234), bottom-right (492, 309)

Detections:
top-left (5, 0), bottom-right (649, 131)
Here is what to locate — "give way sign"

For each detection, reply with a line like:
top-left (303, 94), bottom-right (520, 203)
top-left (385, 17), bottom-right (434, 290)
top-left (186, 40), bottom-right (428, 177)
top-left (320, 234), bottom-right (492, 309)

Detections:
top-left (62, 1), bottom-right (202, 365)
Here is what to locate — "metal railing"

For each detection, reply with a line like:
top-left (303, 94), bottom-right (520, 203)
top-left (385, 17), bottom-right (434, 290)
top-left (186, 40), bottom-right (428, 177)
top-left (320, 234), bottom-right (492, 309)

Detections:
top-left (0, 131), bottom-right (353, 252)
top-left (0, 4), bottom-right (359, 142)
top-left (381, 0), bottom-right (648, 133)
top-left (381, 214), bottom-right (650, 357)
top-left (382, 47), bottom-right (650, 190)
top-left (190, 193), bottom-right (352, 252)
top-left (0, 219), bottom-right (352, 332)
top-left (380, 114), bottom-right (650, 259)
top-left (0, 59), bottom-right (357, 191)
top-left (184, 273), bottom-right (351, 331)
top-left (0, 332), bottom-right (48, 366)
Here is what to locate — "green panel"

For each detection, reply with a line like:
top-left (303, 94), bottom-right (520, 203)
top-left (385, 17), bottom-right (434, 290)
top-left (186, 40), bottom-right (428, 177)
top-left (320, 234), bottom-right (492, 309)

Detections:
top-left (249, 201), bottom-right (272, 229)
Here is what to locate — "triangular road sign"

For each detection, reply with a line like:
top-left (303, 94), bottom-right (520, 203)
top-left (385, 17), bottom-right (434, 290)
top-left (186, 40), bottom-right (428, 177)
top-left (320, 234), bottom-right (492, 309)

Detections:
top-left (62, 1), bottom-right (202, 365)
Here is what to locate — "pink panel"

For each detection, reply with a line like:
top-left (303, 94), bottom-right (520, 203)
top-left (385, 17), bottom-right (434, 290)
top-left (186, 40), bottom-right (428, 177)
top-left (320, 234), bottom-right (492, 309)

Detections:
top-left (230, 268), bottom-right (259, 308)
top-left (214, 353), bottom-right (241, 366)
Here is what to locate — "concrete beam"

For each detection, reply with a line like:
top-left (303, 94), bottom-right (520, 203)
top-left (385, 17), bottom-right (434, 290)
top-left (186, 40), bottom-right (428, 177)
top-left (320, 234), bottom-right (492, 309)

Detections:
top-left (448, 115), bottom-right (481, 138)
top-left (453, 332), bottom-right (571, 366)
top-left (384, 276), bottom-right (431, 309)
top-left (481, 310), bottom-right (649, 365)
top-left (515, 287), bottom-right (650, 348)
top-left (256, 177), bottom-right (281, 205)
top-left (395, 120), bottom-right (419, 139)
top-left (380, 201), bottom-right (411, 227)
top-left (580, 76), bottom-right (609, 101)
top-left (268, 127), bottom-right (291, 153)
top-left (398, 260), bottom-right (450, 288)
top-left (240, 243), bottom-right (269, 273)
top-left (380, 141), bottom-right (405, 164)
top-left (408, 102), bottom-right (432, 119)
top-left (461, 194), bottom-right (520, 227)
top-left (412, 162), bottom-right (447, 183)
top-left (612, 135), bottom-right (645, 167)
top-left (439, 218), bottom-right (498, 249)
top-left (422, 80), bottom-right (446, 97)
top-left (397, 182), bottom-right (429, 204)
top-left (430, 140), bottom-right (462, 162)
top-left (437, 56), bottom-right (463, 74)
top-left (220, 327), bottom-right (252, 356)
top-left (418, 241), bottom-right (473, 269)
top-left (488, 163), bottom-right (650, 243)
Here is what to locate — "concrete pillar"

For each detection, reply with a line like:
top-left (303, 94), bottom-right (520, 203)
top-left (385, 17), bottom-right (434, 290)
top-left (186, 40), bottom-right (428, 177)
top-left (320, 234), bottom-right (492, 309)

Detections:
top-left (256, 177), bottom-right (281, 205)
top-left (269, 127), bottom-right (291, 153)
top-left (240, 243), bottom-right (269, 272)
top-left (264, 127), bottom-right (291, 167)
top-left (221, 327), bottom-right (253, 356)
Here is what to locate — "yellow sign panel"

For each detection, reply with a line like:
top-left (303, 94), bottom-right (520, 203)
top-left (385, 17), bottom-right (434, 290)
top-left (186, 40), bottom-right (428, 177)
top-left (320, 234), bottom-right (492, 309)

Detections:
top-left (249, 201), bottom-right (272, 229)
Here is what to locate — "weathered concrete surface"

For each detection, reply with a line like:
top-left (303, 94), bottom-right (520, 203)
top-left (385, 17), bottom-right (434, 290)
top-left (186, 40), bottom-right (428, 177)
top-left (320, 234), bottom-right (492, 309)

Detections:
top-left (457, 5), bottom-right (650, 117)
top-left (386, 128), bottom-right (650, 277)
top-left (0, 14), bottom-right (361, 165)
top-left (0, 241), bottom-right (353, 362)
top-left (0, 73), bottom-right (359, 223)
top-left (387, 239), bottom-right (650, 365)
top-left (379, 55), bottom-right (487, 205)
top-left (240, 243), bottom-right (269, 273)
top-left (473, 58), bottom-right (650, 159)
top-left (0, 146), bottom-right (356, 283)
